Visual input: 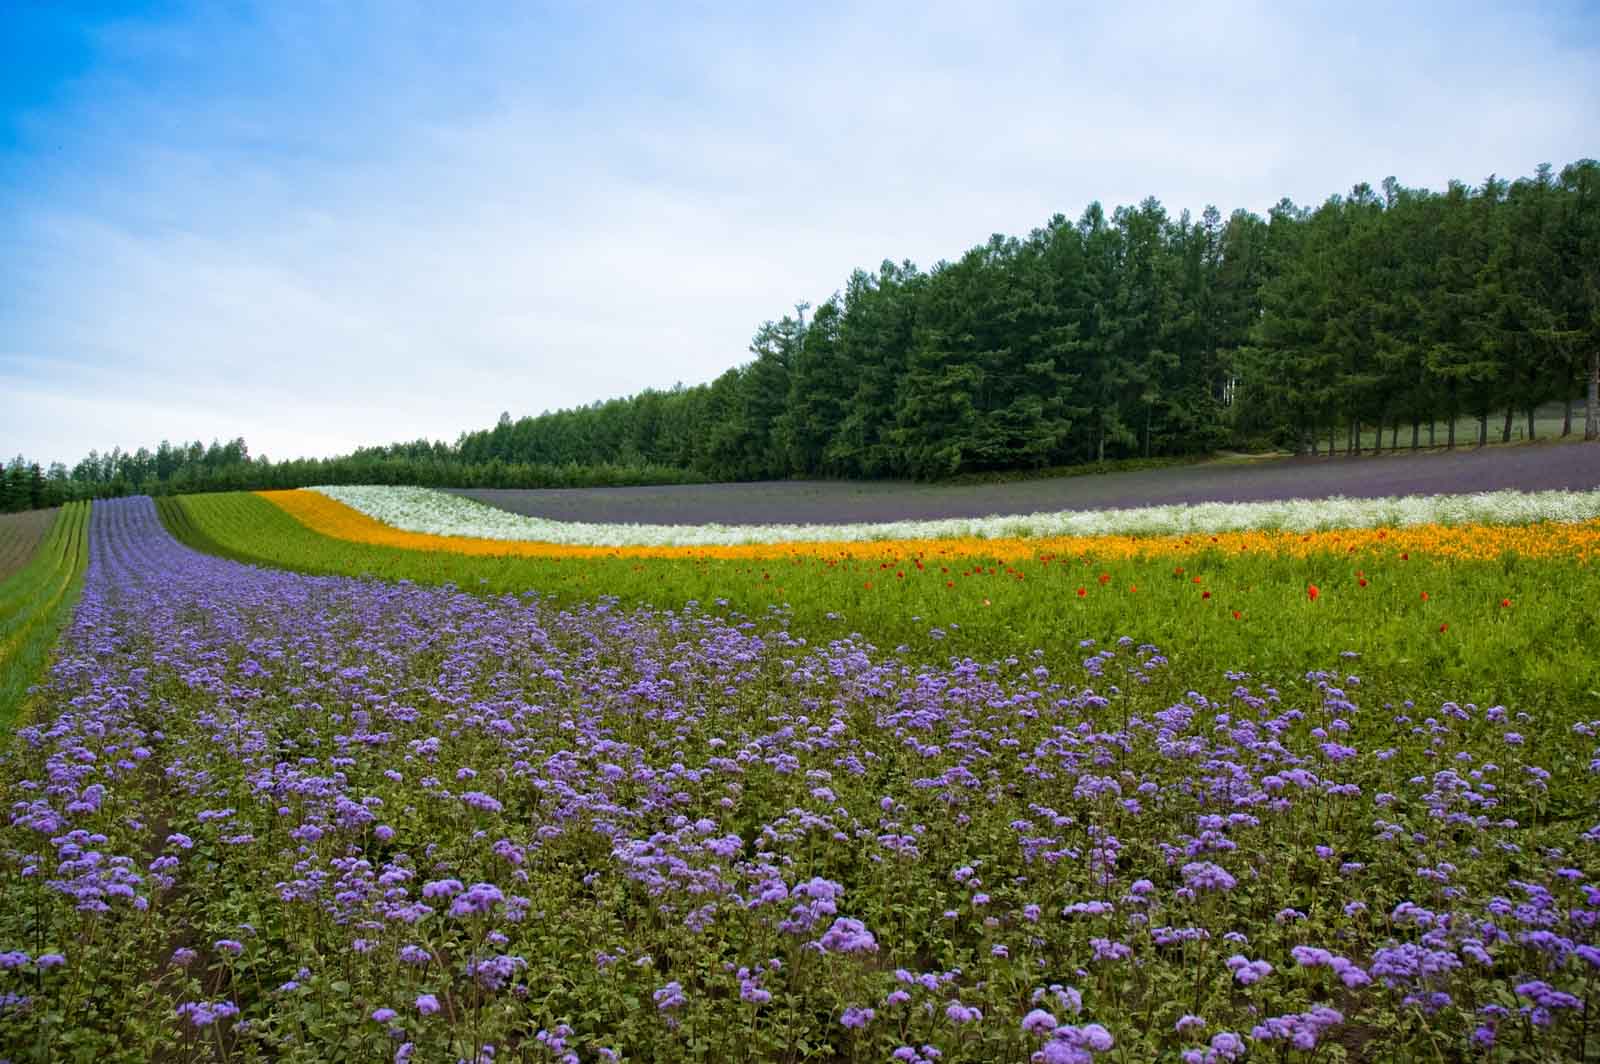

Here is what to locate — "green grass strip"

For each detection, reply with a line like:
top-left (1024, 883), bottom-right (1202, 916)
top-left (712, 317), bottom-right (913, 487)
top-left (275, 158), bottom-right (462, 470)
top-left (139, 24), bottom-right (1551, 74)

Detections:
top-left (0, 500), bottom-right (92, 728)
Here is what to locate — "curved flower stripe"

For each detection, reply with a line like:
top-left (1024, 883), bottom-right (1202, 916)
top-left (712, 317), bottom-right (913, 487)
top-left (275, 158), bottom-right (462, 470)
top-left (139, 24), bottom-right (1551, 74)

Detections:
top-left (310, 484), bottom-right (1600, 550)
top-left (261, 489), bottom-right (1600, 563)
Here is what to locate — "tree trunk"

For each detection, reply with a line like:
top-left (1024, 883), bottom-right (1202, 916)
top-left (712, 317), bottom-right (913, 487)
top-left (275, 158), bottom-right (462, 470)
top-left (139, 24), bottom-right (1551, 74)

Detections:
top-left (1350, 420), bottom-right (1360, 457)
top-left (1411, 419), bottom-right (1420, 451)
top-left (1501, 406), bottom-right (1514, 444)
top-left (1391, 420), bottom-right (1399, 451)
top-left (1563, 396), bottom-right (1573, 437)
top-left (1588, 349), bottom-right (1599, 442)
top-left (1329, 422), bottom-right (1336, 456)
top-left (1477, 412), bottom-right (1488, 448)
top-left (1430, 418), bottom-right (1437, 447)
top-left (1446, 417), bottom-right (1454, 449)
top-left (1526, 407), bottom-right (1536, 443)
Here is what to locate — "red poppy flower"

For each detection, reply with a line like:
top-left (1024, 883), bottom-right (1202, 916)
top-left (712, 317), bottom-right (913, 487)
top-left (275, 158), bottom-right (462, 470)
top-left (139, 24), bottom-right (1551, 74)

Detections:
top-left (1500, 598), bottom-right (1512, 608)
top-left (1358, 578), bottom-right (1368, 588)
top-left (1232, 610), bottom-right (1241, 620)
top-left (1307, 584), bottom-right (1320, 601)
top-left (1439, 622), bottom-right (1449, 633)
top-left (1202, 590), bottom-right (1211, 599)
top-left (1077, 587), bottom-right (1087, 598)
top-left (1421, 591), bottom-right (1429, 601)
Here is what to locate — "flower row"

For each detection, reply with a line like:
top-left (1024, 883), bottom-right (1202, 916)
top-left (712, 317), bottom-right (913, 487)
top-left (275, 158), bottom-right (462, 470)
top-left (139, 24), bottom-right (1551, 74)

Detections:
top-left (269, 487), bottom-right (1600, 563)
top-left (308, 484), bottom-right (1600, 549)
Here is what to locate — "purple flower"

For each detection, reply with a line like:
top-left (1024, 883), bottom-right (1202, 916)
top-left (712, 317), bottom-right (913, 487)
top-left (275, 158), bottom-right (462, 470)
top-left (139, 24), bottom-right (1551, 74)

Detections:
top-left (372, 1007), bottom-right (398, 1023)
top-left (653, 982), bottom-right (686, 1011)
top-left (415, 994), bottom-right (440, 1015)
top-left (466, 954), bottom-right (525, 992)
top-left (460, 791), bottom-right (504, 813)
top-left (816, 917), bottom-right (878, 954)
top-left (1225, 955), bottom-right (1272, 986)
top-left (421, 879), bottom-right (464, 899)
top-left (945, 1001), bottom-right (982, 1024)
top-left (1023, 1008), bottom-right (1058, 1036)
top-left (176, 1000), bottom-right (240, 1029)
top-left (841, 1006), bottom-right (875, 1029)
top-left (1181, 862), bottom-right (1236, 893)
top-left (448, 882), bottom-right (505, 918)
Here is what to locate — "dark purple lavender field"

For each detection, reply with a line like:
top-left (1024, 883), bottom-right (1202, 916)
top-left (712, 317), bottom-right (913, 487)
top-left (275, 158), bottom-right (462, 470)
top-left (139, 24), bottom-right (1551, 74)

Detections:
top-left (453, 442), bottom-right (1600, 527)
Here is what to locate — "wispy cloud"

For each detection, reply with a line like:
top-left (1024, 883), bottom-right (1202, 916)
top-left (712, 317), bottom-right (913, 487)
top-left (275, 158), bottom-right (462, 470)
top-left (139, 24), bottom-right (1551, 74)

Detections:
top-left (3, 0), bottom-right (1596, 463)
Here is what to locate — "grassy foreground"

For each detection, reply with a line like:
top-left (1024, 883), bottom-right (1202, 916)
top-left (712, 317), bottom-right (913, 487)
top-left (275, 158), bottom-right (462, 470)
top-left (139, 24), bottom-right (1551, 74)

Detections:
top-left (0, 501), bottom-right (91, 727)
top-left (161, 492), bottom-right (1600, 719)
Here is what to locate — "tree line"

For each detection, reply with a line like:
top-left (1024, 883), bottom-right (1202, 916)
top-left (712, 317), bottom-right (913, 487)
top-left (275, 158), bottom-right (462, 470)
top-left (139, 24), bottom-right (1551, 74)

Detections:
top-left (8, 157), bottom-right (1597, 510)
top-left (456, 159), bottom-right (1598, 479)
top-left (0, 439), bottom-right (702, 512)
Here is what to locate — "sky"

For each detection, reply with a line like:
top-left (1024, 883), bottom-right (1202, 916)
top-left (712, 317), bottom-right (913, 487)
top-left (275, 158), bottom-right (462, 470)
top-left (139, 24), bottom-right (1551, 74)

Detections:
top-left (3, 1), bottom-right (1597, 466)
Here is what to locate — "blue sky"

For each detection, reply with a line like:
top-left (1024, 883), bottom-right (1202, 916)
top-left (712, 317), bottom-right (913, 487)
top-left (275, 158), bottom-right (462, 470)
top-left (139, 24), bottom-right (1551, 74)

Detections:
top-left (3, 1), bottom-right (1597, 465)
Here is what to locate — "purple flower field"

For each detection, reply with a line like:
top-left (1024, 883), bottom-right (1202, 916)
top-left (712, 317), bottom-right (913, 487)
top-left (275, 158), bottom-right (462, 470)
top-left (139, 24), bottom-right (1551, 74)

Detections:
top-left (1, 497), bottom-right (1598, 1062)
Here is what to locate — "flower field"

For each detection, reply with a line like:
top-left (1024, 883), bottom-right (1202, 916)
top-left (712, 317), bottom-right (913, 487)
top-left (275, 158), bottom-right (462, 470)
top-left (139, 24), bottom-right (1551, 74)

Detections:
top-left (1, 492), bottom-right (1598, 1062)
top-left (161, 490), bottom-right (1600, 712)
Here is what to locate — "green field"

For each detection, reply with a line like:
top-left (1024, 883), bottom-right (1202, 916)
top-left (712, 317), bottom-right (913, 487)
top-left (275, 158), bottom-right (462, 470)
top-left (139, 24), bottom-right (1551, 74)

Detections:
top-left (0, 501), bottom-right (91, 727)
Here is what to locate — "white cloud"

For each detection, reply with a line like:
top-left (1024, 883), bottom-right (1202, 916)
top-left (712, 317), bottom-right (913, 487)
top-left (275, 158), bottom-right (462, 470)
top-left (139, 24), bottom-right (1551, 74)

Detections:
top-left (3, 1), bottom-right (1596, 462)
